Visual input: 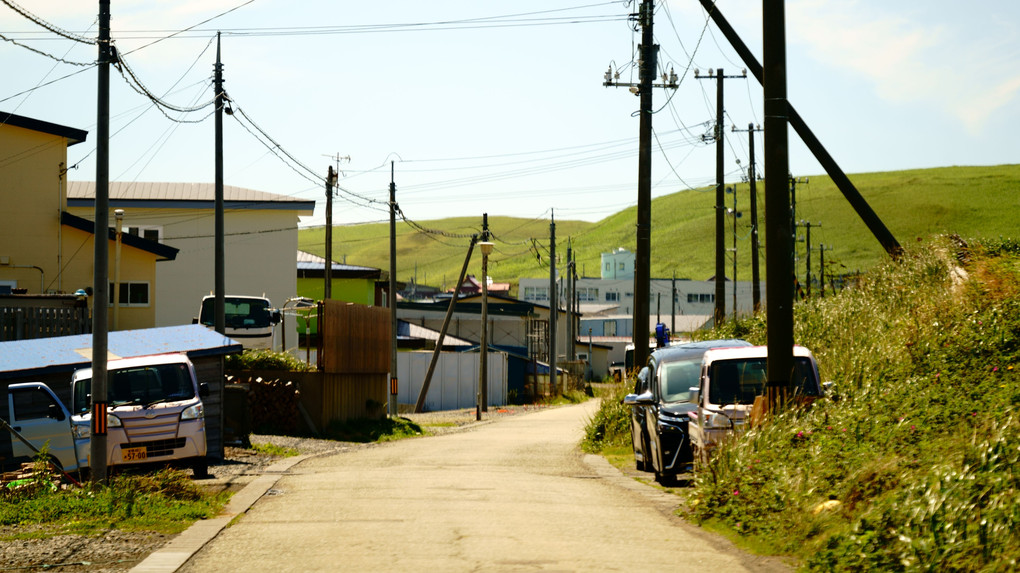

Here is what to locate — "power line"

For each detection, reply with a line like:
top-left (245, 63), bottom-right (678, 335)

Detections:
top-left (0, 0), bottom-right (97, 44)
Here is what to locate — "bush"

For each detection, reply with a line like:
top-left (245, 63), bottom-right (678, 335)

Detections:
top-left (687, 236), bottom-right (1020, 569)
top-left (225, 349), bottom-right (314, 372)
top-left (581, 381), bottom-right (632, 453)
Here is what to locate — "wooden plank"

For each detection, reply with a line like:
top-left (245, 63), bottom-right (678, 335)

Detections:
top-left (320, 301), bottom-right (390, 374)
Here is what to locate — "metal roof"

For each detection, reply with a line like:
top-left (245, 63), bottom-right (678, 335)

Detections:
top-left (0, 111), bottom-right (88, 145)
top-left (296, 250), bottom-right (379, 273)
top-left (0, 324), bottom-right (242, 380)
top-left (60, 211), bottom-right (179, 261)
top-left (65, 181), bottom-right (315, 213)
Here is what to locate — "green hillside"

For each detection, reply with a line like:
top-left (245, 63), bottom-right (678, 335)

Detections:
top-left (298, 164), bottom-right (1020, 288)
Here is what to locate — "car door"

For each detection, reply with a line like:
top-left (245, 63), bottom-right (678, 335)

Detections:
top-left (630, 366), bottom-right (651, 464)
top-left (8, 384), bottom-right (79, 471)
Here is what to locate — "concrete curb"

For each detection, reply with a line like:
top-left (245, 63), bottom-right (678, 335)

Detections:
top-left (129, 454), bottom-right (314, 573)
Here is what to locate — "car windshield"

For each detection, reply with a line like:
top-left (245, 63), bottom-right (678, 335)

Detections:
top-left (658, 358), bottom-right (701, 403)
top-left (707, 356), bottom-right (818, 405)
top-left (199, 298), bottom-right (272, 329)
top-left (72, 363), bottom-right (195, 414)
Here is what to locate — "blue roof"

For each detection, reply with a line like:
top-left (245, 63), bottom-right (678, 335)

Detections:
top-left (0, 324), bottom-right (242, 379)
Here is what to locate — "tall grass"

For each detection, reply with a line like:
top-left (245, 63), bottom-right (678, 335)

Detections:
top-left (693, 235), bottom-right (1020, 570)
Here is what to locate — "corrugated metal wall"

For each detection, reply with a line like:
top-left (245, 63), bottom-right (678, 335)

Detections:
top-left (397, 351), bottom-right (508, 411)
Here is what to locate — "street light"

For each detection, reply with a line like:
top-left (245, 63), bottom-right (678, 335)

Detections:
top-left (477, 241), bottom-right (494, 421)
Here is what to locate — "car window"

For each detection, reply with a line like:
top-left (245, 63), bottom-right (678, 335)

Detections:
top-left (708, 356), bottom-right (818, 405)
top-left (11, 387), bottom-right (60, 421)
top-left (659, 359), bottom-right (700, 403)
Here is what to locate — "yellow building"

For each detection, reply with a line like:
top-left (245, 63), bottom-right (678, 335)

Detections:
top-left (0, 112), bottom-right (177, 331)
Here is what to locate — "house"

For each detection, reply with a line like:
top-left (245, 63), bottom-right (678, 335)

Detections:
top-left (0, 112), bottom-right (177, 332)
top-left (66, 182), bottom-right (315, 328)
top-left (295, 250), bottom-right (384, 306)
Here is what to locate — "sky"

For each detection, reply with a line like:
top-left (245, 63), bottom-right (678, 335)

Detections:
top-left (2, 0), bottom-right (1018, 232)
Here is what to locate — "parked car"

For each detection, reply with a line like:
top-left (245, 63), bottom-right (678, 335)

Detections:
top-left (623, 339), bottom-right (751, 484)
top-left (688, 345), bottom-right (823, 461)
top-left (70, 354), bottom-right (210, 477)
top-left (2, 382), bottom-right (88, 473)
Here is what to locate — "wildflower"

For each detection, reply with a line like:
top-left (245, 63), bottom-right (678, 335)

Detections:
top-left (826, 426), bottom-right (832, 431)
top-left (910, 425), bottom-right (916, 431)
top-left (796, 431), bottom-right (804, 438)
top-left (733, 489), bottom-right (740, 496)
top-left (841, 428), bottom-right (847, 432)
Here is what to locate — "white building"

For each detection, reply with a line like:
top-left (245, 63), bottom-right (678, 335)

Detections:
top-left (67, 182), bottom-right (314, 327)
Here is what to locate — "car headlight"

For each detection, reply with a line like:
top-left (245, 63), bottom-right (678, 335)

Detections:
top-left (72, 423), bottom-right (91, 440)
top-left (705, 412), bottom-right (733, 429)
top-left (181, 403), bottom-right (204, 421)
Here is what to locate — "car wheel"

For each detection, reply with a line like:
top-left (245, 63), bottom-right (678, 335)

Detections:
top-left (192, 457), bottom-right (209, 479)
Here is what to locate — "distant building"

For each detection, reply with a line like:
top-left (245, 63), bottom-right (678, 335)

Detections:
top-left (601, 248), bottom-right (635, 280)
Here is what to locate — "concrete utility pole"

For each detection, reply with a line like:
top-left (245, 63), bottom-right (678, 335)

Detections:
top-left (91, 0), bottom-right (112, 485)
top-left (566, 240), bottom-right (573, 364)
top-left (479, 213), bottom-right (490, 413)
top-left (214, 32), bottom-right (225, 335)
top-left (602, 0), bottom-right (677, 370)
top-left (388, 162), bottom-right (397, 418)
top-left (324, 165), bottom-right (336, 299)
top-left (549, 213), bottom-right (557, 394)
top-left (763, 0), bottom-right (795, 407)
top-left (734, 123), bottom-right (763, 313)
top-left (696, 67), bottom-right (746, 326)
top-left (671, 272), bottom-right (676, 337)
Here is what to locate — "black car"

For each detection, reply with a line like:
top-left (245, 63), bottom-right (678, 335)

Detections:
top-left (623, 339), bottom-right (751, 484)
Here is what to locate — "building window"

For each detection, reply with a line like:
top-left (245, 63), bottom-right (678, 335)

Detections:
top-left (577, 287), bottom-right (599, 302)
top-left (605, 263), bottom-right (610, 271)
top-left (605, 291), bottom-right (619, 302)
top-left (604, 320), bottom-right (617, 336)
top-left (618, 262), bottom-right (625, 271)
top-left (109, 282), bottom-right (150, 306)
top-left (524, 286), bottom-right (548, 302)
top-left (126, 225), bottom-right (162, 242)
top-left (687, 293), bottom-right (714, 304)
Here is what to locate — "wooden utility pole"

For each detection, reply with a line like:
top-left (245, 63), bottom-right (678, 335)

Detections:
top-left (602, 0), bottom-right (678, 369)
top-left (734, 123), bottom-right (763, 313)
top-left (763, 0), bottom-right (795, 408)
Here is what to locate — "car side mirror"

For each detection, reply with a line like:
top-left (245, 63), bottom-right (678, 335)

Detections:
top-left (822, 381), bottom-right (839, 402)
top-left (199, 382), bottom-right (210, 398)
top-left (688, 386), bottom-right (700, 404)
top-left (192, 317), bottom-right (199, 324)
top-left (271, 311), bottom-right (282, 325)
top-left (623, 391), bottom-right (655, 406)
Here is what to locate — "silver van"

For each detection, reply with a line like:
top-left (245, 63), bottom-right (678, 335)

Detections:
top-left (2, 382), bottom-right (88, 473)
top-left (70, 354), bottom-right (209, 477)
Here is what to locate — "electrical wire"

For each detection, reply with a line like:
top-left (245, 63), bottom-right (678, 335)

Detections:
top-left (0, 0), bottom-right (97, 44)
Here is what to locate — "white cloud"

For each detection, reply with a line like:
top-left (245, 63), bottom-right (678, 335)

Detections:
top-left (786, 0), bottom-right (1020, 134)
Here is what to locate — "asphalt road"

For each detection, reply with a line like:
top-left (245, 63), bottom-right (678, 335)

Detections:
top-left (178, 402), bottom-right (790, 572)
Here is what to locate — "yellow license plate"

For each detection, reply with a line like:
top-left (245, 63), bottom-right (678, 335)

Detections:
top-left (122, 446), bottom-right (147, 462)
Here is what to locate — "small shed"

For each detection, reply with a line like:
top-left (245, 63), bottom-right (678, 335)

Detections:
top-left (0, 324), bottom-right (241, 460)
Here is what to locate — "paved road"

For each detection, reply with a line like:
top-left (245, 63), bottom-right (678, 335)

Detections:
top-left (179, 402), bottom-right (789, 572)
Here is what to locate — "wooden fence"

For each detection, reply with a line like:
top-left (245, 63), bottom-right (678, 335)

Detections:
top-left (0, 307), bottom-right (90, 341)
top-left (316, 300), bottom-right (390, 423)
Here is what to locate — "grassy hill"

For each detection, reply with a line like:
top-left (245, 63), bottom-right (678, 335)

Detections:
top-left (298, 164), bottom-right (1020, 287)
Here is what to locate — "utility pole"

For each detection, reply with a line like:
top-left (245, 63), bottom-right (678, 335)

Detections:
top-left (214, 32), bottom-right (225, 335)
top-left (671, 272), bottom-right (676, 339)
top-left (696, 67), bottom-right (746, 326)
top-left (479, 213), bottom-right (490, 413)
top-left (763, 0), bottom-right (795, 408)
top-left (549, 212), bottom-right (557, 394)
top-left (734, 124), bottom-right (763, 313)
top-left (388, 162), bottom-right (398, 418)
top-left (566, 239), bottom-right (573, 364)
top-left (818, 243), bottom-right (832, 297)
top-left (727, 186), bottom-right (740, 317)
top-left (91, 0), bottom-right (112, 485)
top-left (603, 0), bottom-right (677, 370)
top-left (324, 165), bottom-right (336, 299)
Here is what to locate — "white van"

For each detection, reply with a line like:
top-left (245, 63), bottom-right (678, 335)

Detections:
top-left (688, 345), bottom-right (822, 460)
top-left (195, 295), bottom-right (280, 350)
top-left (70, 354), bottom-right (209, 477)
top-left (2, 382), bottom-right (88, 473)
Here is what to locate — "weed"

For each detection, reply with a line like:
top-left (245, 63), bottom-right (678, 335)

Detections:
top-left (323, 416), bottom-right (424, 443)
top-left (250, 442), bottom-right (300, 458)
